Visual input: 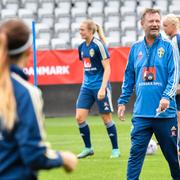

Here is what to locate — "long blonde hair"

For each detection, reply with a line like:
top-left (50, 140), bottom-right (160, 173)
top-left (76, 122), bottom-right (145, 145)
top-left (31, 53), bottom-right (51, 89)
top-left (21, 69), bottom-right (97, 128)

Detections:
top-left (0, 19), bottom-right (30, 131)
top-left (0, 34), bottom-right (16, 131)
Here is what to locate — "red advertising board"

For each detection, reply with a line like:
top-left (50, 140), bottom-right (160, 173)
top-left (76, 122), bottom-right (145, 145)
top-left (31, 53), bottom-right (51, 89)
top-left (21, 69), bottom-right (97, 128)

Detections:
top-left (25, 47), bottom-right (130, 85)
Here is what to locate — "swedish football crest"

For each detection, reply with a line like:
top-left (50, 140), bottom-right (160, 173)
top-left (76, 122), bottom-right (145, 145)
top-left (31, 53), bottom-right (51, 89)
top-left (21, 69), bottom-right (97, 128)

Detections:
top-left (89, 49), bottom-right (95, 57)
top-left (157, 47), bottom-right (165, 58)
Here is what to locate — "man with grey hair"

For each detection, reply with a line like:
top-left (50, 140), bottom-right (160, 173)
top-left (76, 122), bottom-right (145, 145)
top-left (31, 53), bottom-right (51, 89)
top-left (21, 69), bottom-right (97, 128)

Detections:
top-left (118, 8), bottom-right (180, 179)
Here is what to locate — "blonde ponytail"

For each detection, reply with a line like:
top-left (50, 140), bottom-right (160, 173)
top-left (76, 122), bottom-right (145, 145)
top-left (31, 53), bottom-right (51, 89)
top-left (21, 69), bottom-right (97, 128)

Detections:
top-left (0, 34), bottom-right (16, 131)
top-left (96, 24), bottom-right (108, 45)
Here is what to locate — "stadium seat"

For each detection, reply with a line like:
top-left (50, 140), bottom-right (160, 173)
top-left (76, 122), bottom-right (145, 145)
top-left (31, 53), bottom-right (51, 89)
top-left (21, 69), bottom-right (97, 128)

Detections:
top-left (104, 6), bottom-right (119, 17)
top-left (106, 30), bottom-right (121, 47)
top-left (71, 37), bottom-right (84, 48)
top-left (169, 4), bottom-right (180, 14)
top-left (18, 8), bottom-right (34, 19)
top-left (104, 21), bottom-right (120, 33)
top-left (121, 15), bottom-right (136, 31)
top-left (1, 8), bottom-right (17, 20)
top-left (39, 0), bottom-right (54, 11)
top-left (54, 22), bottom-right (69, 33)
top-left (104, 0), bottom-right (120, 16)
top-left (138, 0), bottom-right (152, 8)
top-left (136, 6), bottom-right (146, 16)
top-left (120, 6), bottom-right (136, 16)
top-left (51, 38), bottom-right (68, 49)
top-left (56, 32), bottom-right (70, 44)
top-left (73, 16), bottom-right (88, 24)
top-left (35, 23), bottom-right (51, 39)
top-left (55, 7), bottom-right (70, 18)
top-left (55, 16), bottom-right (71, 28)
top-left (21, 0), bottom-right (38, 13)
top-left (2, 0), bottom-right (19, 6)
top-left (36, 23), bottom-right (50, 33)
top-left (71, 22), bottom-right (80, 35)
top-left (5, 3), bottom-right (19, 11)
top-left (56, 0), bottom-right (71, 13)
top-left (71, 7), bottom-right (87, 18)
top-left (38, 8), bottom-right (54, 28)
top-left (123, 0), bottom-right (137, 9)
top-left (121, 30), bottom-right (137, 46)
top-left (88, 1), bottom-right (104, 17)
top-left (36, 38), bottom-right (50, 50)
top-left (153, 0), bottom-right (168, 12)
top-left (91, 15), bottom-right (104, 27)
top-left (72, 0), bottom-right (88, 10)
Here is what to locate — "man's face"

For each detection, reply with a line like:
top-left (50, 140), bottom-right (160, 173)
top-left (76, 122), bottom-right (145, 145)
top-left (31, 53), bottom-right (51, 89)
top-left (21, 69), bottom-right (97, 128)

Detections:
top-left (162, 19), bottom-right (174, 37)
top-left (79, 23), bottom-right (92, 40)
top-left (141, 12), bottom-right (161, 39)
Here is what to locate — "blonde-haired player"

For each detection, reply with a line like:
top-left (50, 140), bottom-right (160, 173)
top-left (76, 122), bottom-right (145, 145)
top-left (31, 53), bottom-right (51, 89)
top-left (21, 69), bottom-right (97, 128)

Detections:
top-left (76, 19), bottom-right (120, 158)
top-left (163, 14), bottom-right (180, 155)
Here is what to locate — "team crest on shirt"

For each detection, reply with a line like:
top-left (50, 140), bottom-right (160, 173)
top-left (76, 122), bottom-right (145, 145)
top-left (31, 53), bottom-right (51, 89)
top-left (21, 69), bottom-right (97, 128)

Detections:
top-left (157, 47), bottom-right (165, 58)
top-left (138, 51), bottom-right (143, 60)
top-left (89, 48), bottom-right (95, 57)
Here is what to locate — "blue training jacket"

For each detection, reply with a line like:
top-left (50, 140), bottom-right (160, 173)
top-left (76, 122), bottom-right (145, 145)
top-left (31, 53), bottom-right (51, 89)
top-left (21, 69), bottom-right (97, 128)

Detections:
top-left (0, 65), bottom-right (64, 180)
top-left (118, 34), bottom-right (179, 118)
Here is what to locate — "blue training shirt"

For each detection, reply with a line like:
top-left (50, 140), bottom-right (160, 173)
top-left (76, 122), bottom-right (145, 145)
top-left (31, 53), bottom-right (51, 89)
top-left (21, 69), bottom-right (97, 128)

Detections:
top-left (78, 37), bottom-right (110, 89)
top-left (118, 34), bottom-right (179, 118)
top-left (0, 65), bottom-right (64, 180)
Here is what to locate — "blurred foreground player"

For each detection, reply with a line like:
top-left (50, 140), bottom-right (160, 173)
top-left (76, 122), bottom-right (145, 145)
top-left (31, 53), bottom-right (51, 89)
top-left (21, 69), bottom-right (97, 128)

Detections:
top-left (0, 18), bottom-right (77, 180)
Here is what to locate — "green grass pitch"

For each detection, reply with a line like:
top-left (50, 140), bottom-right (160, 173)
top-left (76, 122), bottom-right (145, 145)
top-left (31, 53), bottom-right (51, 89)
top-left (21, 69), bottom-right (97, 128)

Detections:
top-left (39, 114), bottom-right (171, 180)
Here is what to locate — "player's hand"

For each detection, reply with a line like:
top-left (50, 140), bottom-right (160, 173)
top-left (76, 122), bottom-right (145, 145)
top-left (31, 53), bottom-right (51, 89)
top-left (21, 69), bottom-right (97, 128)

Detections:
top-left (97, 88), bottom-right (105, 100)
top-left (117, 104), bottom-right (126, 121)
top-left (158, 98), bottom-right (169, 112)
top-left (60, 151), bottom-right (78, 173)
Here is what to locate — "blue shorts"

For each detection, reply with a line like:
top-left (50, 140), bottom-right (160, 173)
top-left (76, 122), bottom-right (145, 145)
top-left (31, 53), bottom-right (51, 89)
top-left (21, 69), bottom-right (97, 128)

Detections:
top-left (76, 87), bottom-right (114, 113)
top-left (176, 95), bottom-right (180, 111)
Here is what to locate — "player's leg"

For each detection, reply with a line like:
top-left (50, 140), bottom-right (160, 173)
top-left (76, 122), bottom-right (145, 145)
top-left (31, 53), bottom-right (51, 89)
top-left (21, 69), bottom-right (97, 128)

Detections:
top-left (101, 113), bottom-right (120, 158)
top-left (153, 117), bottom-right (180, 179)
top-left (127, 117), bottom-right (152, 180)
top-left (76, 87), bottom-right (94, 158)
top-left (95, 87), bottom-right (120, 158)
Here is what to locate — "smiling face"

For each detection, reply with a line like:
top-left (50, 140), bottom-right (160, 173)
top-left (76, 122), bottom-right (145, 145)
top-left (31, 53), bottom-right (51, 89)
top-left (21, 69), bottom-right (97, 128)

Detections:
top-left (79, 20), bottom-right (96, 44)
top-left (141, 12), bottom-right (161, 40)
top-left (79, 22), bottom-right (92, 40)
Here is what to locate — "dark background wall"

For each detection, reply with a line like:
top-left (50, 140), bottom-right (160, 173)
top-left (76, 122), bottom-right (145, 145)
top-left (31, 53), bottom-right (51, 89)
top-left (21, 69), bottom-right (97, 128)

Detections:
top-left (39, 82), bottom-right (135, 117)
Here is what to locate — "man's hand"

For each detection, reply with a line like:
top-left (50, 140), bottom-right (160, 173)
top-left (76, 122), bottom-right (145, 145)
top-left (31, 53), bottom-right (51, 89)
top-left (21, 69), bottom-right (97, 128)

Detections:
top-left (117, 104), bottom-right (126, 121)
top-left (157, 98), bottom-right (170, 112)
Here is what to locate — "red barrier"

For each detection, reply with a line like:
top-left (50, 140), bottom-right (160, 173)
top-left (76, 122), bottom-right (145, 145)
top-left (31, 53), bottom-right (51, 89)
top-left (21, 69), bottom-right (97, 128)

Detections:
top-left (24, 47), bottom-right (130, 85)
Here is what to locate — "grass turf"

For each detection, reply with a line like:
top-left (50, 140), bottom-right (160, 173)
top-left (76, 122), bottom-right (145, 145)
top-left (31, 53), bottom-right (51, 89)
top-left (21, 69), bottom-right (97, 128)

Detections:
top-left (39, 114), bottom-right (171, 180)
